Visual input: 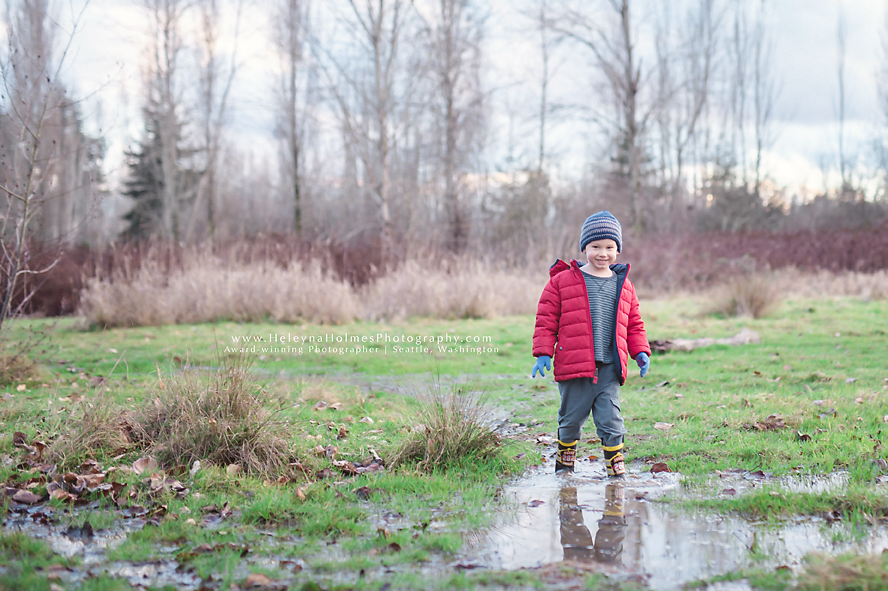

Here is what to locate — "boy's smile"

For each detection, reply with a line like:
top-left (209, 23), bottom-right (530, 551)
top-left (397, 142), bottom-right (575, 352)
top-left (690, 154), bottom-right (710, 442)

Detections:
top-left (582, 239), bottom-right (618, 277)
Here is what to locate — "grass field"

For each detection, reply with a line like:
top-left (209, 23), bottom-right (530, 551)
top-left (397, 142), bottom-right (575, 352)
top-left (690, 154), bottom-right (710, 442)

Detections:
top-left (2, 294), bottom-right (888, 590)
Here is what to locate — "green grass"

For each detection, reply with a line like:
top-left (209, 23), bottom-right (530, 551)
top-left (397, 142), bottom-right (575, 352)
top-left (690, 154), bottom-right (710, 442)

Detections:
top-left (3, 295), bottom-right (888, 589)
top-left (0, 532), bottom-right (74, 591)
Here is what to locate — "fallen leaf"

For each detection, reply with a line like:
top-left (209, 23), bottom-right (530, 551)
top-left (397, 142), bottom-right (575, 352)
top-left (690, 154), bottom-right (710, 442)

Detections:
top-left (359, 416), bottom-right (374, 424)
top-left (586, 455), bottom-right (599, 461)
top-left (527, 499), bottom-right (545, 507)
top-left (847, 378), bottom-right (858, 384)
top-left (312, 401), bottom-right (329, 411)
top-left (753, 415), bottom-right (786, 431)
top-left (877, 459), bottom-right (888, 471)
top-left (338, 425), bottom-right (348, 440)
top-left (650, 462), bottom-right (671, 473)
top-left (796, 431), bottom-right (812, 442)
top-left (722, 488), bottom-right (737, 495)
top-left (332, 460), bottom-right (359, 476)
top-left (279, 560), bottom-right (302, 572)
top-left (49, 489), bottom-right (75, 502)
top-left (243, 573), bottom-right (275, 588)
top-left (329, 402), bottom-right (343, 411)
top-left (654, 422), bottom-right (674, 431)
top-left (190, 461), bottom-right (201, 477)
top-left (12, 490), bottom-right (42, 504)
top-left (226, 464), bottom-right (243, 477)
top-left (132, 457), bottom-right (158, 475)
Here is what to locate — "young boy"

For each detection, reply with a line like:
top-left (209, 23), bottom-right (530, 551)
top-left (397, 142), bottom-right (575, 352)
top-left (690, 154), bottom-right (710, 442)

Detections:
top-left (531, 211), bottom-right (651, 477)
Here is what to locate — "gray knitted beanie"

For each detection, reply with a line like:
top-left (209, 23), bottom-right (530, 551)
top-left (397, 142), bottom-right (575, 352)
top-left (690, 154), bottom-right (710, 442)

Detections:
top-left (579, 211), bottom-right (623, 253)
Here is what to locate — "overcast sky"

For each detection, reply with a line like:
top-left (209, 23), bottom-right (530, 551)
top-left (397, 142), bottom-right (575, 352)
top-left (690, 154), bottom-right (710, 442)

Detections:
top-left (8, 0), bottom-right (888, 198)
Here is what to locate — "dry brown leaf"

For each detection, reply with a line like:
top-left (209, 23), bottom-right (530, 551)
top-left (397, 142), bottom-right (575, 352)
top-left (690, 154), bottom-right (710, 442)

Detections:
top-left (243, 573), bottom-right (274, 588)
top-left (753, 414), bottom-right (786, 431)
top-left (654, 422), bottom-right (674, 431)
top-left (132, 457), bottom-right (158, 475)
top-left (226, 464), bottom-right (243, 477)
top-left (12, 490), bottom-right (42, 504)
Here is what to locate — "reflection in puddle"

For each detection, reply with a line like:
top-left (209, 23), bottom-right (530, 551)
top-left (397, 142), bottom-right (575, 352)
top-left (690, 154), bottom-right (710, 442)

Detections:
top-left (476, 465), bottom-right (888, 589)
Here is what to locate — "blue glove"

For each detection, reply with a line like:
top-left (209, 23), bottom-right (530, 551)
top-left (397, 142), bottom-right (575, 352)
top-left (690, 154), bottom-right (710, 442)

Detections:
top-left (532, 355), bottom-right (551, 378)
top-left (636, 352), bottom-right (650, 377)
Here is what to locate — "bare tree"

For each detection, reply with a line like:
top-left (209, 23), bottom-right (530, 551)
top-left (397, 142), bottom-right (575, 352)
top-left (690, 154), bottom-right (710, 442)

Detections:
top-left (143, 0), bottom-right (191, 241)
top-left (553, 0), bottom-right (652, 234)
top-left (729, 0), bottom-right (750, 186)
top-left (836, 5), bottom-right (849, 192)
top-left (415, 0), bottom-right (484, 252)
top-left (751, 0), bottom-right (776, 198)
top-left (537, 0), bottom-right (549, 174)
top-left (273, 0), bottom-right (309, 236)
top-left (0, 0), bottom-right (90, 331)
top-left (184, 0), bottom-right (244, 242)
top-left (315, 0), bottom-right (413, 249)
top-left (652, 0), bottom-right (716, 229)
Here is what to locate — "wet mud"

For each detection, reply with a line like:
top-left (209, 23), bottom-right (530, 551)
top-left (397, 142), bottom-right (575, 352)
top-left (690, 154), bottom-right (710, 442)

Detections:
top-left (473, 462), bottom-right (888, 589)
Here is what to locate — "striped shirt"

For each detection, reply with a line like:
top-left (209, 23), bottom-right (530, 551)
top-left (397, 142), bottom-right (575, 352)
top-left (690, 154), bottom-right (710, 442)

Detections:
top-left (582, 270), bottom-right (618, 363)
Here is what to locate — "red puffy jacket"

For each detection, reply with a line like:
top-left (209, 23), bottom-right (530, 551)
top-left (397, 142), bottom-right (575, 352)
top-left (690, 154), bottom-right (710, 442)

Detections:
top-left (532, 260), bottom-right (651, 384)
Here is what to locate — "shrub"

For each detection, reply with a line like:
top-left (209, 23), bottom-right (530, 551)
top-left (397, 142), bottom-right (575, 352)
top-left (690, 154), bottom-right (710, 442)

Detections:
top-left (50, 389), bottom-right (132, 467)
top-left (712, 273), bottom-right (782, 318)
top-left (389, 380), bottom-right (503, 473)
top-left (128, 352), bottom-right (292, 476)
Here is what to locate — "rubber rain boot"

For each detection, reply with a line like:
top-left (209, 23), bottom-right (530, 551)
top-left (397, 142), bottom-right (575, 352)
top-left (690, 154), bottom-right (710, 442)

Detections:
top-left (555, 440), bottom-right (577, 474)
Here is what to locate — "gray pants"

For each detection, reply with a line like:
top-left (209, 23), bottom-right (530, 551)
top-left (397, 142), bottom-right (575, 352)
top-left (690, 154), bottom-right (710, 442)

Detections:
top-left (557, 363), bottom-right (626, 448)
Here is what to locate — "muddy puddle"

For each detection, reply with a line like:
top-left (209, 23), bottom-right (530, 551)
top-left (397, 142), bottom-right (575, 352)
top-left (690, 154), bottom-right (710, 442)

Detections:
top-left (471, 463), bottom-right (888, 589)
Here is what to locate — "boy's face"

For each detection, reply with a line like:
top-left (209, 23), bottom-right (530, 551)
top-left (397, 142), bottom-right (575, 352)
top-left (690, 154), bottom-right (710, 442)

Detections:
top-left (584, 239), bottom-right (618, 271)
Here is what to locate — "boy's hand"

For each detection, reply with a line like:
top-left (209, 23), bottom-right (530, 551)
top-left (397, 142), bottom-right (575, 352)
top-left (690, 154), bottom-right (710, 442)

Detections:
top-left (531, 355), bottom-right (551, 378)
top-left (636, 352), bottom-right (650, 377)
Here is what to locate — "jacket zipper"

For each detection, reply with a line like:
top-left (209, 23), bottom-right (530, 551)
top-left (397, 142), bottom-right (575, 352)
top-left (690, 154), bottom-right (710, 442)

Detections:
top-left (612, 268), bottom-right (629, 383)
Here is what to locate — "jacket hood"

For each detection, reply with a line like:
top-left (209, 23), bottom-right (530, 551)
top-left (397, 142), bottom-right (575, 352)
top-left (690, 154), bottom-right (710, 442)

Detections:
top-left (549, 259), bottom-right (631, 278)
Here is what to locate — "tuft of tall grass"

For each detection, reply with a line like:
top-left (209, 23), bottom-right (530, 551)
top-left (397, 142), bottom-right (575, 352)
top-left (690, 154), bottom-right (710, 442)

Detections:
top-left (128, 352), bottom-right (292, 477)
top-left (389, 380), bottom-right (503, 473)
top-left (778, 268), bottom-right (888, 301)
top-left (364, 258), bottom-right (543, 320)
top-left (79, 245), bottom-right (360, 327)
top-left (796, 552), bottom-right (888, 591)
top-left (78, 245), bottom-right (546, 326)
top-left (712, 273), bottom-right (782, 318)
top-left (50, 390), bottom-right (132, 468)
top-left (0, 350), bottom-right (40, 385)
